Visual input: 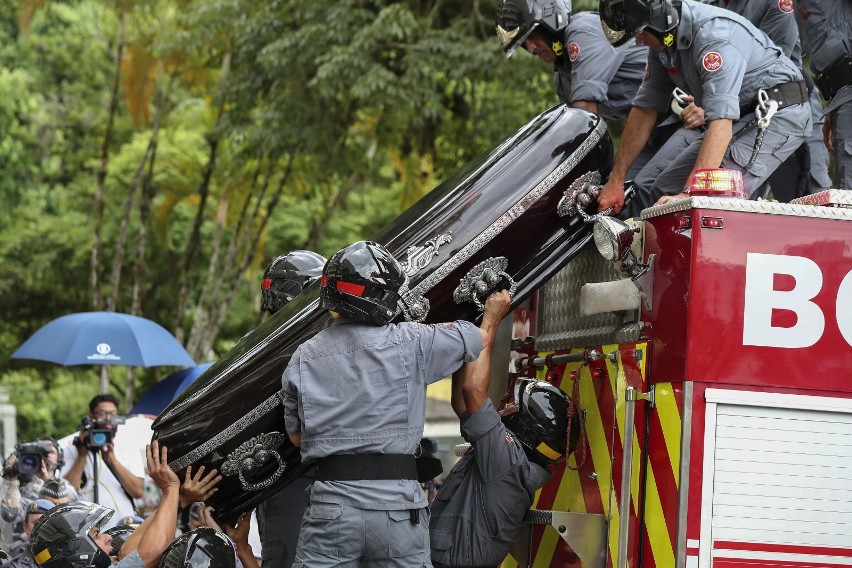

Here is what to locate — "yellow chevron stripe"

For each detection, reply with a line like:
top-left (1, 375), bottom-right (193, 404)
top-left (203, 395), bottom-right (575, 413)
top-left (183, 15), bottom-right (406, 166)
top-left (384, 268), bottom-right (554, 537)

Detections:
top-left (643, 462), bottom-right (676, 567)
top-left (655, 382), bottom-right (682, 488)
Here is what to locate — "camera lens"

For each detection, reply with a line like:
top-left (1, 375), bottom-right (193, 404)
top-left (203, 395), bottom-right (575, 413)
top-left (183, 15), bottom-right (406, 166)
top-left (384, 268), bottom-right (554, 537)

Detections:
top-left (19, 454), bottom-right (40, 475)
top-left (91, 432), bottom-right (108, 447)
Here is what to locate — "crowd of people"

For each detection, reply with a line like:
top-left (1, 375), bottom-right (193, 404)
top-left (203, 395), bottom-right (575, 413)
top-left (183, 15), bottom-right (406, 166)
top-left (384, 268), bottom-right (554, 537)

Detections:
top-left (4, 1), bottom-right (851, 567)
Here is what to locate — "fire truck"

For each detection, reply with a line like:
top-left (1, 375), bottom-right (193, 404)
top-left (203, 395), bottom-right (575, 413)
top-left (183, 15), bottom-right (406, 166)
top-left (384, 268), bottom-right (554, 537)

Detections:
top-left (502, 187), bottom-right (852, 568)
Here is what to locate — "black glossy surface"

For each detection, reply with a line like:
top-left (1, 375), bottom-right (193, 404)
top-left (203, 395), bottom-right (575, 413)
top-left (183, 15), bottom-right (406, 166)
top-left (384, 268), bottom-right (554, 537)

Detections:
top-left (152, 104), bottom-right (614, 521)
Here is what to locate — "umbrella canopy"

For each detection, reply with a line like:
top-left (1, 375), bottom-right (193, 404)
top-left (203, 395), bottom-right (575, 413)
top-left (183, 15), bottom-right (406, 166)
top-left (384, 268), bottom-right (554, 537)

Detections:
top-left (11, 312), bottom-right (195, 368)
top-left (129, 362), bottom-right (214, 416)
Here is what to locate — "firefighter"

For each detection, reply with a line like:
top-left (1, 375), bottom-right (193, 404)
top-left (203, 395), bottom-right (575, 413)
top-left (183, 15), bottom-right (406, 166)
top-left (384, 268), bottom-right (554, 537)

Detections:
top-left (428, 308), bottom-right (575, 568)
top-left (635, 0), bottom-right (832, 201)
top-left (496, 0), bottom-right (646, 121)
top-left (256, 249), bottom-right (326, 568)
top-left (596, 0), bottom-right (812, 214)
top-left (495, 0), bottom-right (678, 183)
top-left (794, 1), bottom-right (852, 190)
top-left (281, 240), bottom-right (504, 567)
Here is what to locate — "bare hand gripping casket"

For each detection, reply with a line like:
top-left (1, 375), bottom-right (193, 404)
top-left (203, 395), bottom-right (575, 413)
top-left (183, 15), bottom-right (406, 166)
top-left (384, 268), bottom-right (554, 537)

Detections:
top-left (152, 105), bottom-right (616, 521)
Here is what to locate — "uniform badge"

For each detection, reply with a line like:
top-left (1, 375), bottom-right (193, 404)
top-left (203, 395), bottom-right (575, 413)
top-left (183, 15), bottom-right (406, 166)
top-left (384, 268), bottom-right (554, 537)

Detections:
top-left (644, 61), bottom-right (650, 79)
top-left (568, 42), bottom-right (580, 62)
top-left (506, 432), bottom-right (515, 444)
top-left (778, 0), bottom-right (794, 13)
top-left (798, 6), bottom-right (809, 19)
top-left (702, 51), bottom-right (723, 72)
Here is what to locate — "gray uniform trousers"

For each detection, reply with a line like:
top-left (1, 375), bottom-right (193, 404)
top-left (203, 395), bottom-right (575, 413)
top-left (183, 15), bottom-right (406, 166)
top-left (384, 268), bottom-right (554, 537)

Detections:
top-left (830, 89), bottom-right (852, 189)
top-left (291, 502), bottom-right (431, 568)
top-left (631, 102), bottom-right (811, 209)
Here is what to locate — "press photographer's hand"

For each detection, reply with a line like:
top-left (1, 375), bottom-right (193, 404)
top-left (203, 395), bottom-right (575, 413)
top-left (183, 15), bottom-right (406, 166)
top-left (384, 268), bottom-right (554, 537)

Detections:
top-left (101, 442), bottom-right (116, 465)
top-left (3, 453), bottom-right (17, 478)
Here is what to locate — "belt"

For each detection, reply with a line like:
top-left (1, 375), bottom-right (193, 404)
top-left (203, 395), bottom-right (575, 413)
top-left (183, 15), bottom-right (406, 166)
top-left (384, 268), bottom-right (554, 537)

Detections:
top-left (816, 56), bottom-right (852, 101)
top-left (314, 454), bottom-right (418, 481)
top-left (741, 79), bottom-right (808, 116)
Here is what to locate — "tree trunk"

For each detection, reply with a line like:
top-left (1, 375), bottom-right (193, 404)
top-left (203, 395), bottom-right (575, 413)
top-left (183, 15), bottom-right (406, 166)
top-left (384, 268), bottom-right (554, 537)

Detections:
top-left (173, 51), bottom-right (231, 344)
top-left (184, 161), bottom-right (274, 361)
top-left (91, 7), bottom-right (127, 313)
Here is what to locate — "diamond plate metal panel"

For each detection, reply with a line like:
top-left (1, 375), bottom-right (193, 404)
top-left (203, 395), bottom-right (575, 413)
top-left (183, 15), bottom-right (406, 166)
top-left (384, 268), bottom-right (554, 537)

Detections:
top-left (536, 241), bottom-right (642, 352)
top-left (789, 189), bottom-right (852, 207)
top-left (641, 196), bottom-right (852, 220)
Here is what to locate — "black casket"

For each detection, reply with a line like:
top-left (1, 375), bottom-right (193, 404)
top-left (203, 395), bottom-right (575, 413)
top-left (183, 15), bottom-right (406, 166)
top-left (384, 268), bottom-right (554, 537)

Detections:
top-left (152, 105), bottom-right (615, 521)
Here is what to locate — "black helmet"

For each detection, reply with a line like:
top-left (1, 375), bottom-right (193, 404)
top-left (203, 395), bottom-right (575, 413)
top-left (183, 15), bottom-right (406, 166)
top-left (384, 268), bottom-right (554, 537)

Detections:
top-left (103, 524), bottom-right (138, 557)
top-left (30, 502), bottom-right (114, 568)
top-left (495, 0), bottom-right (571, 58)
top-left (159, 528), bottom-right (235, 568)
top-left (599, 0), bottom-right (679, 46)
top-left (261, 250), bottom-right (327, 315)
top-left (320, 241), bottom-right (406, 326)
top-left (501, 380), bottom-right (576, 467)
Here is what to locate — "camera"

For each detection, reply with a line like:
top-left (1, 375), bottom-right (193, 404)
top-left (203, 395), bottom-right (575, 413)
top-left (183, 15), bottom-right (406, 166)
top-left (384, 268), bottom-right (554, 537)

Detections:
top-left (80, 415), bottom-right (126, 450)
top-left (2, 441), bottom-right (53, 478)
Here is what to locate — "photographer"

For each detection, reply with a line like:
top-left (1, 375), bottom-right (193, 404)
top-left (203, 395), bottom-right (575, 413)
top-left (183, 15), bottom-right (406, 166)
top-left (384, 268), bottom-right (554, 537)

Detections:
top-left (1, 437), bottom-right (75, 550)
top-left (61, 395), bottom-right (144, 529)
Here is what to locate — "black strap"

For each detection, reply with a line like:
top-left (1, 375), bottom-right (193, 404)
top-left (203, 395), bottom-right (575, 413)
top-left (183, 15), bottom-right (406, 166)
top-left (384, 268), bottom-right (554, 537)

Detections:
top-left (314, 454), bottom-right (418, 481)
top-left (816, 56), bottom-right (852, 101)
top-left (740, 80), bottom-right (809, 116)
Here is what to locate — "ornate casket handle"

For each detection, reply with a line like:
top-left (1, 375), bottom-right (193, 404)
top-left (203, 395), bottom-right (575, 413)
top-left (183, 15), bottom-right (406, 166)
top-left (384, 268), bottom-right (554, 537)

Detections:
top-left (556, 171), bottom-right (612, 221)
top-left (453, 257), bottom-right (517, 311)
top-left (220, 433), bottom-right (288, 492)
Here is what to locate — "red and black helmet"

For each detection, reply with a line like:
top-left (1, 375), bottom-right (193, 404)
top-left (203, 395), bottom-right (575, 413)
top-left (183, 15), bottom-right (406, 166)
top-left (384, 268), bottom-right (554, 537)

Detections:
top-left (320, 241), bottom-right (406, 326)
top-left (260, 250), bottom-right (327, 315)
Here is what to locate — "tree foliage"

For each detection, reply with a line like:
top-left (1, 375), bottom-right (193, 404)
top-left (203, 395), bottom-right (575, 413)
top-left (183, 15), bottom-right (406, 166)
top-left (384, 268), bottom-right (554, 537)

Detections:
top-left (0, 0), bottom-right (584, 441)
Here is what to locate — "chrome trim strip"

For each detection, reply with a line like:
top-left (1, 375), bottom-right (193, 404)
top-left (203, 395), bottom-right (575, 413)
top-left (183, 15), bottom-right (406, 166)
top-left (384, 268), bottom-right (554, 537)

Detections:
top-left (676, 381), bottom-right (693, 568)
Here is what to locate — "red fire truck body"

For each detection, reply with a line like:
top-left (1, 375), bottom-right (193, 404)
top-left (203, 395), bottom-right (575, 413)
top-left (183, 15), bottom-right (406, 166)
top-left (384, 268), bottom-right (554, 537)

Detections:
top-left (506, 191), bottom-right (852, 568)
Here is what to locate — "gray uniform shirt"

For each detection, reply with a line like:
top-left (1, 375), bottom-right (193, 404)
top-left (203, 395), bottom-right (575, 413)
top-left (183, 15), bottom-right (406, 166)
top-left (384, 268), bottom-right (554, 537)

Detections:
top-left (429, 399), bottom-right (550, 567)
top-left (554, 12), bottom-right (648, 120)
top-left (281, 317), bottom-right (483, 511)
top-left (705, 0), bottom-right (799, 60)
top-left (634, 0), bottom-right (803, 121)
top-left (794, 0), bottom-right (852, 112)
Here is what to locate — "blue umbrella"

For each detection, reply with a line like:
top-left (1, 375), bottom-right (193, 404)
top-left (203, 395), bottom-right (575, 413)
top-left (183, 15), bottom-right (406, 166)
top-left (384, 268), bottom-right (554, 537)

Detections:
top-left (129, 362), bottom-right (214, 416)
top-left (11, 312), bottom-right (195, 368)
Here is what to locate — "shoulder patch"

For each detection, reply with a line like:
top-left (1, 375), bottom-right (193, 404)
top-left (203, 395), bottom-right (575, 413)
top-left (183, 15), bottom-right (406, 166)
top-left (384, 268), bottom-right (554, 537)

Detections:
top-left (798, 6), bottom-right (809, 19)
top-left (702, 51), bottom-right (723, 72)
top-left (505, 432), bottom-right (515, 444)
top-left (434, 322), bottom-right (456, 330)
top-left (568, 42), bottom-right (580, 62)
top-left (644, 60), bottom-right (650, 79)
top-left (778, 0), bottom-right (794, 13)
